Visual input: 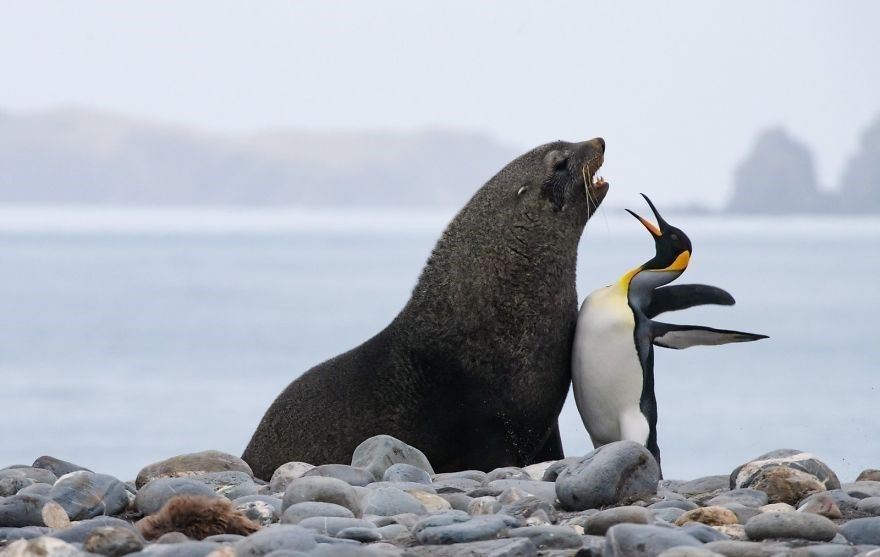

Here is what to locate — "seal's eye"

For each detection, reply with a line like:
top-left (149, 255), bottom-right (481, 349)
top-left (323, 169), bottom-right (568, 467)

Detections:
top-left (517, 185), bottom-right (528, 197)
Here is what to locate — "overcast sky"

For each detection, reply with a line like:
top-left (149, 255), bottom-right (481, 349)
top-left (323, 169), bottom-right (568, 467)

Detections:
top-left (2, 1), bottom-right (878, 207)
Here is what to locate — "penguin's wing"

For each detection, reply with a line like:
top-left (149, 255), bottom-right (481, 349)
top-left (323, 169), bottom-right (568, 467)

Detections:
top-left (651, 321), bottom-right (768, 349)
top-left (645, 284), bottom-right (735, 318)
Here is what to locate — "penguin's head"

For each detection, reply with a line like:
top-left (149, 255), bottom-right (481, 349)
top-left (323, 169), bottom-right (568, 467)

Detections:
top-left (626, 194), bottom-right (692, 277)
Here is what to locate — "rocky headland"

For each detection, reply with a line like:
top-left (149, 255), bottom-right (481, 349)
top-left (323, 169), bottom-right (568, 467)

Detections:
top-left (1, 437), bottom-right (879, 557)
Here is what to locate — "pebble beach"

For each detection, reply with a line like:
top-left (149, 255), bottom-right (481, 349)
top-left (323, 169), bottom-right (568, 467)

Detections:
top-left (2, 436), bottom-right (880, 557)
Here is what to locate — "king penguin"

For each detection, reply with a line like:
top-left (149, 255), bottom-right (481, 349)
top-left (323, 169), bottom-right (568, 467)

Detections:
top-left (571, 194), bottom-right (767, 470)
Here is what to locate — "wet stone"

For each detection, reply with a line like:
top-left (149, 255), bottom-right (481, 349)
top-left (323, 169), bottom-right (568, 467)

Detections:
top-left (672, 476), bottom-right (729, 498)
top-left (51, 516), bottom-right (137, 543)
top-left (856, 469), bottom-right (880, 482)
top-left (718, 502), bottom-right (761, 524)
top-left (468, 496), bottom-right (501, 515)
top-left (704, 540), bottom-right (792, 557)
top-left (191, 471), bottom-right (259, 500)
top-left (438, 493), bottom-right (472, 512)
top-left (657, 548), bottom-right (725, 557)
top-left (842, 481), bottom-right (880, 499)
top-left (856, 496), bottom-right (880, 515)
top-left (678, 522), bottom-right (728, 543)
top-left (486, 481), bottom-right (556, 506)
top-left (432, 478), bottom-right (481, 493)
top-left (797, 490), bottom-right (856, 517)
top-left (0, 467), bottom-right (57, 486)
top-left (650, 500), bottom-right (699, 512)
top-left (653, 507), bottom-right (686, 523)
top-left (48, 471), bottom-right (130, 520)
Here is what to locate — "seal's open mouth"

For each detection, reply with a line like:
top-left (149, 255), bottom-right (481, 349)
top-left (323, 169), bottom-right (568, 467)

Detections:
top-left (582, 155), bottom-right (608, 194)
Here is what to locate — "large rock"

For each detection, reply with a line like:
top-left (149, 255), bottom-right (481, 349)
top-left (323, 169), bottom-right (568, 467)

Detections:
top-left (730, 450), bottom-right (839, 505)
top-left (604, 524), bottom-right (702, 557)
top-left (744, 511), bottom-right (836, 542)
top-left (350, 435), bottom-right (434, 481)
top-left (555, 441), bottom-right (659, 511)
top-left (136, 450), bottom-right (253, 488)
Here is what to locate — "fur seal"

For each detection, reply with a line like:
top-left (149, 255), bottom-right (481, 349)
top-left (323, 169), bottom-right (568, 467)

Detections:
top-left (243, 138), bottom-right (608, 480)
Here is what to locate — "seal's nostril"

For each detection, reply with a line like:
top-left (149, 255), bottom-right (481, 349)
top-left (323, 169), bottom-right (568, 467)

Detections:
top-left (594, 137), bottom-right (606, 153)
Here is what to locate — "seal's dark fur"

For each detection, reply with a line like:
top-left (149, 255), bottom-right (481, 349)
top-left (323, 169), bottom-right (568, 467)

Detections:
top-left (136, 496), bottom-right (260, 540)
top-left (243, 139), bottom-right (608, 479)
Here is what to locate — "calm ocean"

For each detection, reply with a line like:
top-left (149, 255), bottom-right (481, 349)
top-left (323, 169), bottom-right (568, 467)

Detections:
top-left (1, 207), bottom-right (878, 482)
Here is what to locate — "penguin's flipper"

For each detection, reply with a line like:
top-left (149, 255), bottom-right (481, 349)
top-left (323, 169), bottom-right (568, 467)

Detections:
top-left (651, 321), bottom-right (768, 349)
top-left (645, 284), bottom-right (735, 318)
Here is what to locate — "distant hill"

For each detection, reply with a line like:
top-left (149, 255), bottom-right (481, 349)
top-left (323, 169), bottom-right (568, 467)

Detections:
top-left (0, 108), bottom-right (519, 207)
top-left (726, 116), bottom-right (880, 213)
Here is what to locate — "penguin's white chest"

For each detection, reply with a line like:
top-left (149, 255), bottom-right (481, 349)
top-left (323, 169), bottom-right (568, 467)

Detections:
top-left (571, 287), bottom-right (650, 447)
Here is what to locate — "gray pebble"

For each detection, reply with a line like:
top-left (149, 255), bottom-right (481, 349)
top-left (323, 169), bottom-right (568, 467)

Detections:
top-left (437, 493), bottom-right (472, 512)
top-left (304, 465), bottom-right (375, 488)
top-left (555, 441), bottom-right (660, 511)
top-left (671, 476), bottom-right (729, 497)
top-left (798, 489), bottom-right (858, 515)
top-left (0, 476), bottom-right (34, 497)
top-left (414, 514), bottom-right (514, 545)
top-left (586, 506), bottom-right (653, 535)
top-left (204, 534), bottom-right (246, 543)
top-left (234, 525), bottom-right (318, 557)
top-left (540, 458), bottom-right (580, 482)
top-left (32, 456), bottom-right (90, 478)
top-left (49, 471), bottom-right (130, 520)
top-left (366, 481), bottom-right (436, 494)
top-left (17, 483), bottom-right (52, 498)
top-left (82, 526), bottom-right (145, 557)
top-left (281, 501), bottom-right (355, 525)
top-left (679, 522), bottom-right (728, 542)
top-left (658, 548), bottom-right (725, 557)
top-left (653, 508), bottom-right (686, 523)
top-left (604, 524), bottom-right (701, 557)
top-left (704, 540), bottom-right (793, 557)
top-left (361, 487), bottom-right (425, 516)
top-left (467, 496), bottom-right (501, 515)
top-left (383, 463), bottom-right (431, 485)
top-left (334, 526), bottom-right (381, 543)
top-left (842, 481), bottom-right (880, 499)
top-left (135, 450), bottom-right (253, 489)
top-left (432, 478), bottom-right (481, 493)
top-left (506, 525), bottom-right (582, 549)
top-left (403, 538), bottom-right (535, 557)
top-left (269, 463), bottom-right (315, 494)
top-left (649, 500), bottom-right (699, 511)
top-left (486, 480), bottom-right (556, 506)
top-left (484, 467), bottom-right (530, 483)
top-left (135, 477), bottom-right (217, 515)
top-left (788, 545), bottom-right (857, 557)
top-left (744, 511), bottom-right (836, 541)
top-left (838, 516), bottom-right (880, 544)
top-left (718, 502), bottom-right (761, 524)
top-left (0, 467), bottom-right (57, 486)
top-left (706, 488), bottom-right (768, 508)
top-left (51, 516), bottom-right (137, 543)
top-left (350, 435), bottom-right (434, 482)
top-left (282, 477), bottom-right (360, 515)
top-left (297, 517), bottom-right (374, 536)
top-left (857, 496), bottom-right (880, 515)
top-left (499, 496), bottom-right (555, 523)
top-left (432, 471), bottom-right (486, 483)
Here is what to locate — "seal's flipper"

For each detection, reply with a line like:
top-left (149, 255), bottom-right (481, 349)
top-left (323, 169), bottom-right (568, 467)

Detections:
top-left (645, 284), bottom-right (735, 318)
top-left (651, 321), bottom-right (768, 350)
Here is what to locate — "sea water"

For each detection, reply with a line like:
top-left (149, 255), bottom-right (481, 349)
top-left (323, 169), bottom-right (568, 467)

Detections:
top-left (1, 207), bottom-right (878, 482)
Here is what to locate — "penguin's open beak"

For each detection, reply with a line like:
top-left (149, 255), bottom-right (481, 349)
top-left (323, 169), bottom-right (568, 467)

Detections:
top-left (626, 194), bottom-right (691, 273)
